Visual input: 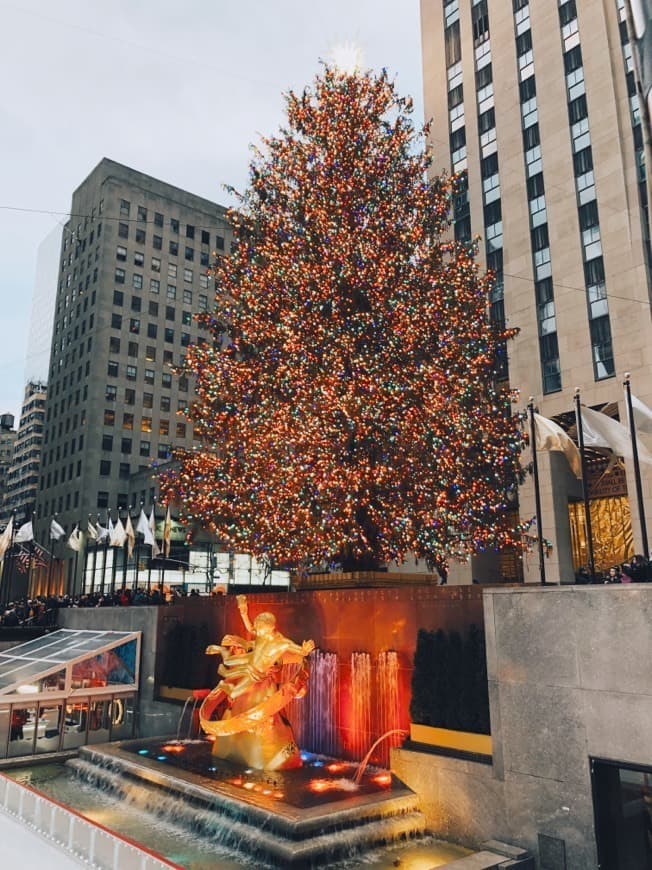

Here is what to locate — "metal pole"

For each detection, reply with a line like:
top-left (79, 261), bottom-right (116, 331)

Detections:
top-left (624, 373), bottom-right (649, 560)
top-left (528, 399), bottom-right (546, 585)
top-left (574, 388), bottom-right (596, 580)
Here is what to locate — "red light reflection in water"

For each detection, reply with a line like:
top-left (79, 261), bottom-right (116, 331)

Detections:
top-left (161, 744), bottom-right (185, 754)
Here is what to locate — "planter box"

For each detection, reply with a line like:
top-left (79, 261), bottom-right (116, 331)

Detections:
top-left (409, 722), bottom-right (492, 757)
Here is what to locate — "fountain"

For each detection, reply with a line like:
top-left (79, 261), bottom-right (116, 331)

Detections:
top-left (58, 598), bottom-right (425, 867)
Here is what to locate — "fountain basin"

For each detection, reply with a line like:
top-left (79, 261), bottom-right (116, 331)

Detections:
top-left (70, 737), bottom-right (425, 867)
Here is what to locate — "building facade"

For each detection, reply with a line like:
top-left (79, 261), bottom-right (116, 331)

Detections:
top-left (4, 381), bottom-right (47, 525)
top-left (36, 159), bottom-right (234, 538)
top-left (421, 0), bottom-right (652, 581)
top-left (0, 415), bottom-right (17, 524)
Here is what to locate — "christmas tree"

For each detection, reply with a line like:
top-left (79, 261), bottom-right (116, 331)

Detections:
top-left (168, 65), bottom-right (524, 575)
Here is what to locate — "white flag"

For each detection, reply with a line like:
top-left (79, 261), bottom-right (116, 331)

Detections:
top-left (110, 518), bottom-right (127, 548)
top-left (534, 413), bottom-right (582, 478)
top-left (14, 520), bottom-right (34, 543)
top-left (67, 525), bottom-right (82, 552)
top-left (630, 393), bottom-right (652, 434)
top-left (87, 520), bottom-right (98, 541)
top-left (149, 508), bottom-right (161, 557)
top-left (137, 509), bottom-right (157, 549)
top-left (581, 405), bottom-right (652, 466)
top-left (125, 514), bottom-right (136, 558)
top-left (0, 517), bottom-right (13, 561)
top-left (163, 505), bottom-right (172, 558)
top-left (50, 518), bottom-right (66, 541)
top-left (96, 522), bottom-right (109, 543)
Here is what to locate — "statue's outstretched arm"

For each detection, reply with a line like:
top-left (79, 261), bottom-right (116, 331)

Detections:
top-left (236, 594), bottom-right (254, 634)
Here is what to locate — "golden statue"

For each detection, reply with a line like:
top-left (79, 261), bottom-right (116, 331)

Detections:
top-left (199, 595), bottom-right (315, 770)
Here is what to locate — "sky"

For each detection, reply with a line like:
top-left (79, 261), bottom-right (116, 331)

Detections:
top-left (0, 0), bottom-right (425, 421)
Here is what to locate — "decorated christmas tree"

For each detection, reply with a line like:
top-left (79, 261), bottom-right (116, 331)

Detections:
top-left (168, 65), bottom-right (524, 575)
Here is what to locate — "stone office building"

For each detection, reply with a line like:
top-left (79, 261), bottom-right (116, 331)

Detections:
top-left (37, 159), bottom-right (234, 550)
top-left (421, 0), bottom-right (652, 581)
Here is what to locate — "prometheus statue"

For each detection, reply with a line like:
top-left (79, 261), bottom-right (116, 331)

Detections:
top-left (199, 595), bottom-right (315, 770)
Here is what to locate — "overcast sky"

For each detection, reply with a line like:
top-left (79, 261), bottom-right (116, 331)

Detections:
top-left (0, 0), bottom-right (425, 420)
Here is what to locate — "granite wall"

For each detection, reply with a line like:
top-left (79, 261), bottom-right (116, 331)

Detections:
top-left (393, 584), bottom-right (652, 868)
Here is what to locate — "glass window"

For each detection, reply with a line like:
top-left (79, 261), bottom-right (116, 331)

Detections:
top-left (154, 212), bottom-right (164, 228)
top-left (151, 257), bottom-right (161, 272)
top-left (121, 437), bottom-right (132, 453)
top-left (144, 369), bottom-right (155, 385)
top-left (147, 323), bottom-right (158, 339)
top-left (142, 416), bottom-right (152, 433)
top-left (165, 328), bottom-right (174, 343)
top-left (8, 705), bottom-right (38, 757)
top-left (100, 459), bottom-right (111, 476)
top-left (116, 246), bottom-right (127, 262)
top-left (123, 413), bottom-right (134, 430)
top-left (185, 246), bottom-right (194, 261)
top-left (63, 700), bottom-right (89, 750)
top-left (137, 206), bottom-right (147, 222)
top-left (159, 420), bottom-right (169, 436)
top-left (143, 392), bottom-right (153, 408)
top-left (35, 703), bottom-right (62, 754)
top-left (162, 372), bottom-right (172, 388)
top-left (120, 199), bottom-right (130, 217)
top-left (105, 385), bottom-right (117, 401)
top-left (146, 344), bottom-right (156, 361)
top-left (135, 229), bottom-right (146, 245)
top-left (140, 440), bottom-right (150, 457)
top-left (114, 268), bottom-right (125, 284)
top-left (167, 284), bottom-right (176, 300)
top-left (150, 278), bottom-right (160, 294)
top-left (133, 274), bottom-right (143, 290)
top-left (118, 222), bottom-right (129, 239)
top-left (129, 318), bottom-right (140, 334)
top-left (160, 395), bottom-right (171, 411)
top-left (215, 235), bottom-right (225, 251)
top-left (102, 434), bottom-right (113, 451)
top-left (126, 365), bottom-right (137, 381)
top-left (104, 409), bottom-right (115, 426)
top-left (169, 240), bottom-right (178, 256)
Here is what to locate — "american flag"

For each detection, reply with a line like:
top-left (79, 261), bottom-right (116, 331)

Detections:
top-left (14, 543), bottom-right (50, 573)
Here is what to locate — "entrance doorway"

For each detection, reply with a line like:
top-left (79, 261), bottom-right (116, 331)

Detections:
top-left (592, 757), bottom-right (652, 869)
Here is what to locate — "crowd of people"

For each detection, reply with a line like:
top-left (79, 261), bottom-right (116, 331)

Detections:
top-left (575, 554), bottom-right (652, 584)
top-left (0, 587), bottom-right (209, 627)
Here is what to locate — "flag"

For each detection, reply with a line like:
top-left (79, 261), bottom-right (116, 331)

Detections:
top-left (125, 514), bottom-right (136, 558)
top-left (87, 520), bottom-right (98, 541)
top-left (581, 405), bottom-right (652, 466)
top-left (0, 517), bottom-right (13, 561)
top-left (533, 413), bottom-right (582, 478)
top-left (50, 518), bottom-right (66, 541)
top-left (163, 505), bottom-right (172, 558)
top-left (15, 546), bottom-right (31, 574)
top-left (32, 542), bottom-right (50, 569)
top-left (67, 525), bottom-right (82, 552)
top-left (96, 521), bottom-right (109, 543)
top-left (14, 520), bottom-right (34, 543)
top-left (110, 518), bottom-right (126, 548)
top-left (630, 393), bottom-right (652, 434)
top-left (137, 509), bottom-right (157, 550)
top-left (149, 508), bottom-right (161, 558)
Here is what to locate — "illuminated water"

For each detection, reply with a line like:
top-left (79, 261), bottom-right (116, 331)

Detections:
top-left (6, 759), bottom-right (471, 869)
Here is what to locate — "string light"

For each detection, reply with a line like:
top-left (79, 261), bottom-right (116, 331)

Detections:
top-left (165, 65), bottom-right (526, 572)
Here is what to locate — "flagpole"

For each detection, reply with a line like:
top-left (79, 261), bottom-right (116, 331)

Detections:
top-left (101, 514), bottom-right (108, 596)
top-left (46, 521), bottom-right (55, 598)
top-left (3, 512), bottom-right (17, 606)
top-left (574, 388), bottom-right (596, 580)
top-left (28, 513), bottom-right (36, 599)
top-left (623, 373), bottom-right (650, 560)
top-left (528, 399), bottom-right (547, 585)
top-left (110, 509), bottom-right (118, 595)
top-left (89, 515), bottom-right (97, 595)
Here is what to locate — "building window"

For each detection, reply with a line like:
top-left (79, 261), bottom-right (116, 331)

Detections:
top-left (105, 384), bottom-right (117, 401)
top-left (119, 462), bottom-right (130, 479)
top-left (183, 289), bottom-right (193, 304)
top-left (183, 268), bottom-right (193, 283)
top-left (169, 240), bottom-right (179, 256)
top-left (113, 290), bottom-right (124, 306)
top-left (540, 332), bottom-right (562, 394)
top-left (125, 388), bottom-right (135, 405)
top-left (116, 246), bottom-right (127, 262)
top-left (104, 409), bottom-right (115, 426)
top-left (184, 246), bottom-right (194, 261)
top-left (198, 294), bottom-right (208, 311)
top-left (150, 278), bottom-right (160, 294)
top-left (98, 491), bottom-right (109, 508)
top-left (167, 285), bottom-right (176, 300)
top-left (160, 395), bottom-right (171, 412)
top-left (129, 318), bottom-right (140, 334)
top-left (120, 199), bottom-right (130, 217)
top-left (137, 206), bottom-right (147, 223)
top-left (590, 315), bottom-right (615, 379)
top-left (133, 274), bottom-right (143, 290)
top-left (186, 224), bottom-right (195, 239)
top-left (146, 344), bottom-right (156, 361)
top-left (141, 416), bottom-right (152, 433)
top-left (140, 440), bottom-right (151, 457)
top-left (126, 365), bottom-right (137, 381)
top-left (199, 275), bottom-right (208, 290)
top-left (170, 218), bottom-right (179, 234)
top-left (149, 300), bottom-right (159, 316)
top-left (155, 212), bottom-right (164, 227)
top-left (153, 235), bottom-right (162, 251)
top-left (109, 336), bottom-right (121, 353)
top-left (182, 310), bottom-right (192, 325)
top-left (165, 328), bottom-right (174, 343)
top-left (143, 392), bottom-right (153, 408)
top-left (115, 268), bottom-right (125, 284)
top-left (123, 413), bottom-right (134, 430)
top-left (131, 295), bottom-right (142, 312)
top-left (111, 313), bottom-right (122, 329)
top-left (121, 437), bottom-right (132, 454)
top-left (100, 459), bottom-right (111, 476)
top-left (176, 422), bottom-right (187, 438)
top-left (159, 419), bottom-right (169, 436)
top-left (118, 222), bottom-right (129, 239)
top-left (445, 19), bottom-right (461, 68)
top-left (162, 372), bottom-right (172, 389)
top-left (147, 323), bottom-right (158, 339)
top-left (144, 369), bottom-right (155, 385)
top-left (158, 444), bottom-right (170, 459)
top-left (102, 434), bottom-right (113, 451)
top-left (128, 341), bottom-right (138, 357)
top-left (181, 332), bottom-right (191, 347)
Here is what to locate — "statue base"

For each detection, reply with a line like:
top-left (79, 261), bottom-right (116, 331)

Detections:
top-left (211, 714), bottom-right (302, 770)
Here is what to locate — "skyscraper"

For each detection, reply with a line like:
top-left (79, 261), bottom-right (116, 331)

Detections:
top-left (4, 382), bottom-right (47, 525)
top-left (0, 415), bottom-right (17, 524)
top-left (37, 159), bottom-right (234, 536)
top-left (421, 0), bottom-right (652, 581)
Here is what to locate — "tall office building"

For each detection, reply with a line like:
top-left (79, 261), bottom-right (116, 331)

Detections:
top-left (0, 415), bottom-right (17, 524)
top-left (421, 0), bottom-right (652, 581)
top-left (37, 159), bottom-right (234, 535)
top-left (4, 382), bottom-right (47, 525)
